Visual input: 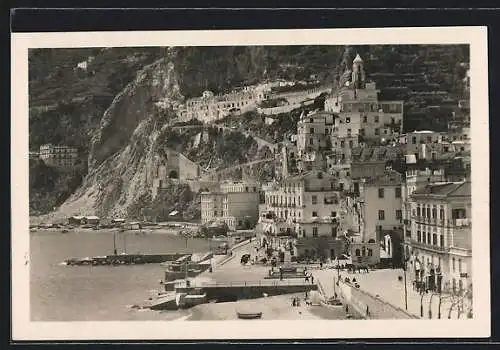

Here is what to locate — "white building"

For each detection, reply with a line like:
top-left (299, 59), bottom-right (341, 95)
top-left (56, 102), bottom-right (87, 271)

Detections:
top-left (407, 181), bottom-right (472, 294)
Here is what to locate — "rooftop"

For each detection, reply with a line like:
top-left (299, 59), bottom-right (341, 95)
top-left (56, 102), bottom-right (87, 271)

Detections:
top-left (411, 181), bottom-right (471, 198)
top-left (364, 169), bottom-right (403, 186)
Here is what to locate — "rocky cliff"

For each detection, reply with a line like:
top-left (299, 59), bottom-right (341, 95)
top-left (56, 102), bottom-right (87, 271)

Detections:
top-left (49, 57), bottom-right (185, 219)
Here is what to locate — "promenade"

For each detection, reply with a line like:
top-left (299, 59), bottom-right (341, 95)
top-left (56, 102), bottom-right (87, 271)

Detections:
top-left (313, 267), bottom-right (473, 319)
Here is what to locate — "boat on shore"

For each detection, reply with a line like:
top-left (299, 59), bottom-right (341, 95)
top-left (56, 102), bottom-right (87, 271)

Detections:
top-left (236, 311), bottom-right (263, 319)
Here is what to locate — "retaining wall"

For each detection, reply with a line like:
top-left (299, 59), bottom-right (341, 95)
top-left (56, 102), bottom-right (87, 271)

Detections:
top-left (338, 280), bottom-right (419, 319)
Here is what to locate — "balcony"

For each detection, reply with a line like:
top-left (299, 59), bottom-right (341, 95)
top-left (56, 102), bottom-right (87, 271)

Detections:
top-left (410, 239), bottom-right (447, 253)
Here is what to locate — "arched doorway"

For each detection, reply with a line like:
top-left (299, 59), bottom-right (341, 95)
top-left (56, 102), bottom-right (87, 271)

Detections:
top-left (168, 170), bottom-right (179, 179)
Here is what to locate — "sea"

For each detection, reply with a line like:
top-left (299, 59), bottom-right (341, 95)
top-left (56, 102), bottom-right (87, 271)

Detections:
top-left (30, 229), bottom-right (211, 321)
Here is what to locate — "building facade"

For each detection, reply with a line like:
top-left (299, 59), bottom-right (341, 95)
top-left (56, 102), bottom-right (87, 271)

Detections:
top-left (324, 54), bottom-right (404, 143)
top-left (358, 170), bottom-right (404, 243)
top-left (200, 180), bottom-right (260, 230)
top-left (39, 144), bottom-right (79, 169)
top-left (407, 181), bottom-right (472, 294)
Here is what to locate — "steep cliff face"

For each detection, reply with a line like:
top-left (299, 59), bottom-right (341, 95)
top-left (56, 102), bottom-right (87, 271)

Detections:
top-left (51, 58), bottom-right (184, 219)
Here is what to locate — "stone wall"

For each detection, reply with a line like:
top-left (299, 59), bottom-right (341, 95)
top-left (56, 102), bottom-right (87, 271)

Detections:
top-left (338, 279), bottom-right (418, 319)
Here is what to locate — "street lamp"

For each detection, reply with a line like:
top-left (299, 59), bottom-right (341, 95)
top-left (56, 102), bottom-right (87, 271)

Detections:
top-left (401, 242), bottom-right (409, 310)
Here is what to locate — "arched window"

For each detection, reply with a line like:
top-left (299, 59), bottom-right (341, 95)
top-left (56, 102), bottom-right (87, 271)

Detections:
top-left (355, 249), bottom-right (361, 256)
top-left (362, 247), bottom-right (366, 256)
top-left (368, 239), bottom-right (375, 243)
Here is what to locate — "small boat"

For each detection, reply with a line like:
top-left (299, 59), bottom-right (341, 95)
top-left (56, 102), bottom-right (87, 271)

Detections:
top-left (236, 311), bottom-right (263, 319)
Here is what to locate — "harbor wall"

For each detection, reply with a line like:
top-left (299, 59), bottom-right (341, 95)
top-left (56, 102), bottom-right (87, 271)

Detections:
top-left (202, 284), bottom-right (318, 302)
top-left (338, 279), bottom-right (418, 319)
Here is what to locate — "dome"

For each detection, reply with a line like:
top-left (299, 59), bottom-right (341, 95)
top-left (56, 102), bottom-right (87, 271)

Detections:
top-left (353, 53), bottom-right (364, 63)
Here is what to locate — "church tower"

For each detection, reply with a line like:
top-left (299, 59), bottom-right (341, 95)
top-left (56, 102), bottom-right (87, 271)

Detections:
top-left (351, 53), bottom-right (366, 89)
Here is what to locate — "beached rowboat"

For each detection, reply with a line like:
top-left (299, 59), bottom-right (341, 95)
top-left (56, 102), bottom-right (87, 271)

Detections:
top-left (236, 311), bottom-right (263, 319)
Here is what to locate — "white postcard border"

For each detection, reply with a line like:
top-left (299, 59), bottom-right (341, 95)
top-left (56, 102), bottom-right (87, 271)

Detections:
top-left (11, 26), bottom-right (490, 340)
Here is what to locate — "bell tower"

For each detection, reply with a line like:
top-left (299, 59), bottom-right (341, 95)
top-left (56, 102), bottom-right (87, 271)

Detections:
top-left (351, 53), bottom-right (366, 89)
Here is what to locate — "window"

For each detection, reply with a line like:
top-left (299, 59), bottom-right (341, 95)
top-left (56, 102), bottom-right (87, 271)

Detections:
top-left (355, 249), bottom-right (361, 256)
top-left (349, 140), bottom-right (353, 148)
top-left (452, 257), bottom-right (456, 271)
top-left (378, 188), bottom-right (385, 198)
top-left (427, 136), bottom-right (432, 143)
top-left (432, 207), bottom-right (437, 218)
top-left (368, 249), bottom-right (373, 256)
top-left (375, 116), bottom-right (379, 123)
top-left (309, 138), bottom-right (314, 145)
top-left (339, 183), bottom-right (344, 191)
top-left (378, 210), bottom-right (385, 220)
top-left (417, 230), bottom-right (421, 242)
top-left (427, 232), bottom-right (431, 244)
top-left (331, 227), bottom-right (337, 237)
top-left (340, 141), bottom-right (345, 148)
top-left (417, 207), bottom-right (421, 216)
top-left (245, 186), bottom-right (249, 192)
top-left (426, 207), bottom-right (431, 218)
top-left (312, 227), bottom-right (318, 237)
top-left (396, 210), bottom-right (402, 220)
top-left (375, 128), bottom-right (380, 135)
top-left (363, 116), bottom-right (367, 123)
top-left (310, 127), bottom-right (314, 134)
top-left (439, 208), bottom-right (444, 220)
top-left (440, 235), bottom-right (444, 247)
top-left (214, 211), bottom-right (218, 216)
top-left (422, 231), bottom-right (426, 243)
top-left (312, 211), bottom-right (318, 217)
top-left (412, 136), bottom-right (417, 144)
top-left (432, 234), bottom-right (437, 245)
top-left (395, 187), bottom-right (401, 198)
top-left (422, 206), bottom-right (426, 217)
top-left (359, 128), bottom-right (365, 136)
top-left (312, 195), bottom-right (317, 205)
top-left (458, 259), bottom-right (462, 273)
top-left (346, 171), bottom-right (350, 177)
top-left (346, 117), bottom-right (351, 123)
top-left (325, 128), bottom-right (329, 134)
top-left (331, 211), bottom-right (337, 217)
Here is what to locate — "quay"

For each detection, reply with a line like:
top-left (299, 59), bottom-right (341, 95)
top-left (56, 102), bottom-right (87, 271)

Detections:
top-left (63, 253), bottom-right (190, 266)
top-left (146, 238), bottom-right (318, 310)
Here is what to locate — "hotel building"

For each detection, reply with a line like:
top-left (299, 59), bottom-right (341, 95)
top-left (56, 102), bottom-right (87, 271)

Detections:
top-left (407, 181), bottom-right (472, 294)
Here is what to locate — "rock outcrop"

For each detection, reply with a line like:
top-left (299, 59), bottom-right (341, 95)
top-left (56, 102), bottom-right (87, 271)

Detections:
top-left (52, 57), bottom-right (184, 219)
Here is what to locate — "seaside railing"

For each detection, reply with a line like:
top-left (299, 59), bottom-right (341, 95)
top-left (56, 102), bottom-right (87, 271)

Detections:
top-left (191, 279), bottom-right (314, 288)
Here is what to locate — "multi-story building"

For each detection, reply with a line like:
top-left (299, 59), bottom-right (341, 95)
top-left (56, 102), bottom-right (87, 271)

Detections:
top-left (179, 84), bottom-right (270, 123)
top-left (402, 166), bottom-right (447, 241)
top-left (39, 144), bottom-right (79, 169)
top-left (358, 169), bottom-right (404, 243)
top-left (397, 130), bottom-right (443, 157)
top-left (260, 171), bottom-right (345, 260)
top-left (324, 54), bottom-right (404, 143)
top-left (406, 181), bottom-right (472, 294)
top-left (200, 180), bottom-right (260, 230)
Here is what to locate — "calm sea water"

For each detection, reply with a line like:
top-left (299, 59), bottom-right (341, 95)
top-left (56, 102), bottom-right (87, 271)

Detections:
top-left (30, 229), bottom-right (212, 321)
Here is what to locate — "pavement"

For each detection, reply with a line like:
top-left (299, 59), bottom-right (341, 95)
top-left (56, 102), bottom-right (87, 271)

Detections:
top-left (188, 292), bottom-right (347, 320)
top-left (313, 267), bottom-right (473, 319)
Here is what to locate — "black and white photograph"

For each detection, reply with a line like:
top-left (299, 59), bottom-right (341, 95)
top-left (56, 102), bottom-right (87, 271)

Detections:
top-left (11, 26), bottom-right (489, 340)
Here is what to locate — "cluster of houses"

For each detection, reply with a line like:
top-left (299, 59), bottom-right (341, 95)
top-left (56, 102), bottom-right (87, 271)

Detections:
top-left (200, 53), bottom-right (471, 296)
top-left (31, 144), bottom-right (79, 170)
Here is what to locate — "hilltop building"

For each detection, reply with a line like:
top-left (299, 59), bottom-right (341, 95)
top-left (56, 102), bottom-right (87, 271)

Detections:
top-left (324, 54), bottom-right (404, 143)
top-left (39, 144), bottom-right (79, 169)
top-left (178, 84), bottom-right (270, 123)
